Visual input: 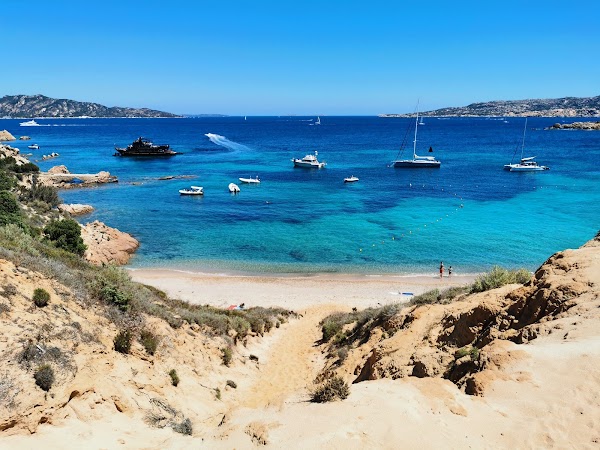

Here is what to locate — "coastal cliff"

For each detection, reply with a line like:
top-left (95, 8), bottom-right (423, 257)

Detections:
top-left (0, 94), bottom-right (180, 118)
top-left (0, 130), bottom-right (16, 141)
top-left (380, 95), bottom-right (600, 117)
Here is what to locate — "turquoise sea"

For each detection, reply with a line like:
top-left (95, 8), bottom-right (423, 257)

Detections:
top-left (4, 116), bottom-right (599, 275)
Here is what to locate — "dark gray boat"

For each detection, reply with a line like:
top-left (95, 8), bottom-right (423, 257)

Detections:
top-left (115, 137), bottom-right (178, 156)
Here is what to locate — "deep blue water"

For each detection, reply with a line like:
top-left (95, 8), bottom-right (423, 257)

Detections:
top-left (4, 116), bottom-right (599, 275)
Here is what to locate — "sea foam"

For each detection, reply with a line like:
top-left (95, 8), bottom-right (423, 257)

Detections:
top-left (205, 133), bottom-right (249, 151)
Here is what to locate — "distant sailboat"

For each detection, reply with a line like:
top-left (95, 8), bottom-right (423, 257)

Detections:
top-left (244, 116), bottom-right (247, 121)
top-left (418, 116), bottom-right (425, 125)
top-left (315, 116), bottom-right (321, 125)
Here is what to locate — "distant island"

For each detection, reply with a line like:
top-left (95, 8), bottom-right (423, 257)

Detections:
top-left (548, 121), bottom-right (600, 130)
top-left (0, 94), bottom-right (180, 118)
top-left (380, 95), bottom-right (600, 118)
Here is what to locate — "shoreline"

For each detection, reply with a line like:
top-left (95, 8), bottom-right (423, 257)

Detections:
top-left (129, 268), bottom-right (477, 310)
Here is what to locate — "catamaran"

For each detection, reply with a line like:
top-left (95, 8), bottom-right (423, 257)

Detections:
top-left (503, 118), bottom-right (549, 172)
top-left (393, 108), bottom-right (440, 168)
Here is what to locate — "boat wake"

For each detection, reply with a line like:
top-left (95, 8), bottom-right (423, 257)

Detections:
top-left (205, 133), bottom-right (249, 151)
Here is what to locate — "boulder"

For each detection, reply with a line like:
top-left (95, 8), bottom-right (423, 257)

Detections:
top-left (48, 165), bottom-right (70, 174)
top-left (81, 221), bottom-right (139, 266)
top-left (58, 204), bottom-right (94, 216)
top-left (0, 130), bottom-right (16, 141)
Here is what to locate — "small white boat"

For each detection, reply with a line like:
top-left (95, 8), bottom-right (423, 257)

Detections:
top-left (504, 118), bottom-right (549, 172)
top-left (239, 176), bottom-right (260, 184)
top-left (292, 151), bottom-right (326, 168)
top-left (344, 176), bottom-right (359, 183)
top-left (179, 186), bottom-right (203, 195)
top-left (309, 116), bottom-right (321, 126)
top-left (28, 144), bottom-right (40, 149)
top-left (20, 120), bottom-right (40, 127)
top-left (228, 183), bottom-right (240, 193)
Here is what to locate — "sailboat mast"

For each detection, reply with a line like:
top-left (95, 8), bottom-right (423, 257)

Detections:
top-left (520, 117), bottom-right (528, 160)
top-left (413, 110), bottom-right (419, 159)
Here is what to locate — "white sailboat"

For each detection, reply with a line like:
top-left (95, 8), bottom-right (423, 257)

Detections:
top-left (393, 107), bottom-right (440, 168)
top-left (503, 118), bottom-right (549, 172)
top-left (418, 116), bottom-right (425, 125)
top-left (315, 116), bottom-right (321, 125)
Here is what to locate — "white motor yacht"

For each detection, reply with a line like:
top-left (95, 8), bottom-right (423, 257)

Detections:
top-left (344, 176), bottom-right (359, 183)
top-left (27, 144), bottom-right (40, 150)
top-left (20, 120), bottom-right (40, 126)
top-left (239, 176), bottom-right (260, 184)
top-left (292, 151), bottom-right (326, 168)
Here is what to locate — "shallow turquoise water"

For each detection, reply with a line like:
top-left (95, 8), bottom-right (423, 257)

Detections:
top-left (4, 116), bottom-right (599, 274)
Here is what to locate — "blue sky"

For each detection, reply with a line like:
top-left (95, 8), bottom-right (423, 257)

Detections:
top-left (3, 0), bottom-right (599, 115)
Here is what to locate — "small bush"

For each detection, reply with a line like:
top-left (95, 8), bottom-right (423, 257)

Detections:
top-left (311, 376), bottom-right (350, 403)
top-left (221, 347), bottom-right (232, 367)
top-left (455, 346), bottom-right (480, 361)
top-left (172, 418), bottom-right (193, 436)
top-left (20, 184), bottom-right (61, 208)
top-left (249, 354), bottom-right (259, 362)
top-left (34, 364), bottom-right (55, 391)
top-left (226, 379), bottom-right (237, 389)
top-left (215, 387), bottom-right (221, 400)
top-left (337, 347), bottom-right (349, 363)
top-left (43, 219), bottom-right (87, 256)
top-left (169, 369), bottom-right (179, 387)
top-left (470, 266), bottom-right (531, 293)
top-left (321, 320), bottom-right (344, 343)
top-left (140, 329), bottom-right (159, 355)
top-left (2, 283), bottom-right (18, 298)
top-left (33, 288), bottom-right (50, 307)
top-left (114, 330), bottom-right (133, 354)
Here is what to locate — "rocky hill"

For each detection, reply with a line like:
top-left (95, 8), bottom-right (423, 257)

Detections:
top-left (380, 95), bottom-right (600, 117)
top-left (0, 95), bottom-right (180, 118)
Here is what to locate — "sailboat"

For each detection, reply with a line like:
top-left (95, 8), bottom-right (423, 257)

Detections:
top-left (418, 116), bottom-right (425, 126)
top-left (503, 118), bottom-right (549, 172)
top-left (393, 108), bottom-right (440, 168)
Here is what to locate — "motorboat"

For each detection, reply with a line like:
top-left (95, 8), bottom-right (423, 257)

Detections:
top-left (115, 137), bottom-right (178, 157)
top-left (344, 176), bottom-right (359, 183)
top-left (504, 118), bottom-right (549, 172)
top-left (393, 105), bottom-right (440, 168)
top-left (20, 120), bottom-right (39, 126)
top-left (179, 186), bottom-right (203, 195)
top-left (228, 183), bottom-right (240, 193)
top-left (504, 156), bottom-right (549, 172)
top-left (239, 176), bottom-right (260, 184)
top-left (27, 144), bottom-right (40, 149)
top-left (292, 151), bottom-right (326, 168)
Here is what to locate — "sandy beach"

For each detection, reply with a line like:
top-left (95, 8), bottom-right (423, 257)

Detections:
top-left (128, 269), bottom-right (477, 310)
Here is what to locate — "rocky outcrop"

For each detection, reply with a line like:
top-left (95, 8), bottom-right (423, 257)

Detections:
top-left (57, 203), bottom-right (94, 216)
top-left (0, 130), bottom-right (16, 141)
top-left (81, 220), bottom-right (139, 265)
top-left (548, 121), bottom-right (600, 130)
top-left (39, 165), bottom-right (117, 189)
top-left (380, 95), bottom-right (600, 117)
top-left (18, 136), bottom-right (30, 140)
top-left (323, 233), bottom-right (600, 396)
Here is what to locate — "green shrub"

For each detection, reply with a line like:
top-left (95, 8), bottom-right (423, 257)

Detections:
top-left (100, 284), bottom-right (131, 311)
top-left (114, 330), bottom-right (133, 354)
top-left (0, 170), bottom-right (16, 191)
top-left (34, 364), bottom-right (55, 391)
top-left (311, 376), bottom-right (350, 403)
top-left (470, 266), bottom-right (531, 293)
top-left (221, 347), bottom-right (232, 367)
top-left (0, 191), bottom-right (23, 227)
top-left (321, 320), bottom-right (344, 343)
top-left (455, 346), bottom-right (480, 361)
top-left (43, 219), bottom-right (87, 256)
top-left (168, 369), bottom-right (179, 386)
top-left (13, 162), bottom-right (39, 173)
top-left (33, 288), bottom-right (50, 307)
top-left (215, 387), bottom-right (221, 400)
top-left (140, 329), bottom-right (159, 355)
top-left (20, 184), bottom-right (61, 208)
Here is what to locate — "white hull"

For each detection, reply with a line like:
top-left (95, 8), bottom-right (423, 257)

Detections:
top-left (293, 160), bottom-right (325, 168)
top-left (344, 176), bottom-right (359, 183)
top-left (504, 164), bottom-right (549, 172)
top-left (239, 177), bottom-right (260, 184)
top-left (228, 183), bottom-right (240, 193)
top-left (28, 144), bottom-right (40, 150)
top-left (179, 186), bottom-right (203, 195)
top-left (20, 120), bottom-right (39, 127)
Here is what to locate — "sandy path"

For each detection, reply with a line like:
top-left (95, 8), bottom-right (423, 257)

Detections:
top-left (240, 306), bottom-right (339, 409)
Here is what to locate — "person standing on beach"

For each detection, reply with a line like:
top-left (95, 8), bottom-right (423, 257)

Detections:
top-left (448, 266), bottom-right (453, 277)
top-left (439, 262), bottom-right (444, 278)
